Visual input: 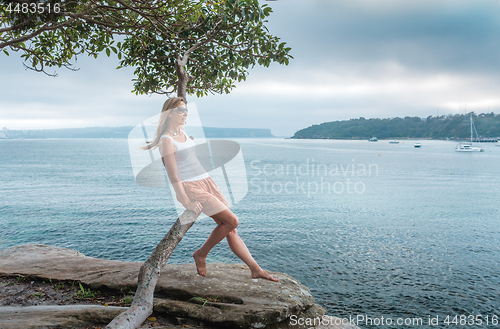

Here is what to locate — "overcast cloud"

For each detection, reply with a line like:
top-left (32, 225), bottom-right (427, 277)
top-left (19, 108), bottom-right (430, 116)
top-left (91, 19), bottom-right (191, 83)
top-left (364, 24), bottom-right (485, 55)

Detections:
top-left (1, 0), bottom-right (499, 136)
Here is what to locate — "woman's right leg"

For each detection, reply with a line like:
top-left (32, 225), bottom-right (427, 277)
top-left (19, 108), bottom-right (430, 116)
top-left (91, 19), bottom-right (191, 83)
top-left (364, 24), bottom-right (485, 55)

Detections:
top-left (192, 209), bottom-right (238, 276)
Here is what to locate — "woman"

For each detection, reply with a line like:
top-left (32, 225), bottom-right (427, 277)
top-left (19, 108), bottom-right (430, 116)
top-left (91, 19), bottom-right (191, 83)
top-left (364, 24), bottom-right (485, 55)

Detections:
top-left (144, 97), bottom-right (278, 282)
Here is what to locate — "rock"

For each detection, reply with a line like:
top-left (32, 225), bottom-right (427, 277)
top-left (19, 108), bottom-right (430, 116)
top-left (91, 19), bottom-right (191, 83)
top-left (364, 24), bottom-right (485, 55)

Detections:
top-left (0, 244), bottom-right (347, 328)
top-left (0, 305), bottom-right (127, 329)
top-left (0, 244), bottom-right (141, 292)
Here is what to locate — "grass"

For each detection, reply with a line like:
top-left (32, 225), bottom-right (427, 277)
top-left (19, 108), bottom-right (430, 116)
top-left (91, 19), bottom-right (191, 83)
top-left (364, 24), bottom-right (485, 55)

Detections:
top-left (121, 296), bottom-right (134, 304)
top-left (75, 283), bottom-right (100, 299)
top-left (16, 276), bottom-right (27, 282)
top-left (28, 292), bottom-right (45, 299)
top-left (189, 295), bottom-right (219, 307)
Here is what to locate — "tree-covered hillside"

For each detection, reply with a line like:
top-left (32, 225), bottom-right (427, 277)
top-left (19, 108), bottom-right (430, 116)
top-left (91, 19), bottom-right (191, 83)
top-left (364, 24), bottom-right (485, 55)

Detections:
top-left (291, 113), bottom-right (500, 140)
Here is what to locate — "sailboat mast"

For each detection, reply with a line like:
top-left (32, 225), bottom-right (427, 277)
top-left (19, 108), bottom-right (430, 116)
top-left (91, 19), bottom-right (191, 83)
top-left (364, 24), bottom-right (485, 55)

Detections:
top-left (470, 113), bottom-right (473, 143)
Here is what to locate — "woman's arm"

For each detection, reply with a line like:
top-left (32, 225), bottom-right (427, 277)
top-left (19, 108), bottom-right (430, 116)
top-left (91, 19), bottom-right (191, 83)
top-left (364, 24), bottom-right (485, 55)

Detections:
top-left (159, 137), bottom-right (202, 214)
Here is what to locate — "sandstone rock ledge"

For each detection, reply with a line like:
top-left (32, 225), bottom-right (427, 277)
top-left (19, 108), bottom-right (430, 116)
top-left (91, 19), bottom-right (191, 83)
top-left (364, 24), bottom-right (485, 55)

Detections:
top-left (0, 244), bottom-right (359, 329)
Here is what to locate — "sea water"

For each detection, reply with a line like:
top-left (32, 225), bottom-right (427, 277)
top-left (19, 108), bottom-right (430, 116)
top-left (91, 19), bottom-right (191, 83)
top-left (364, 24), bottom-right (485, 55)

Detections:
top-left (1, 138), bottom-right (499, 328)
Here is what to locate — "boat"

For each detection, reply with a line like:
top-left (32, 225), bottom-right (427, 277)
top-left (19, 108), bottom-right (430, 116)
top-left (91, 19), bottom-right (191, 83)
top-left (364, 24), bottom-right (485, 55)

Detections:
top-left (389, 140), bottom-right (399, 144)
top-left (456, 144), bottom-right (483, 151)
top-left (414, 143), bottom-right (421, 148)
top-left (455, 114), bottom-right (484, 152)
top-left (368, 137), bottom-right (378, 142)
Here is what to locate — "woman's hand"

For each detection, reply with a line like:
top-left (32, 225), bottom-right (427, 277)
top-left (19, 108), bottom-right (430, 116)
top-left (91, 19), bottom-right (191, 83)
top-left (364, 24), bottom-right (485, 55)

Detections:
top-left (185, 201), bottom-right (202, 214)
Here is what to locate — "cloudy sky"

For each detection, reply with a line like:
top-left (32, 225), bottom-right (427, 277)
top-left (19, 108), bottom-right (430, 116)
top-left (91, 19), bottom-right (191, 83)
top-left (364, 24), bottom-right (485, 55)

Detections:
top-left (1, 0), bottom-right (500, 137)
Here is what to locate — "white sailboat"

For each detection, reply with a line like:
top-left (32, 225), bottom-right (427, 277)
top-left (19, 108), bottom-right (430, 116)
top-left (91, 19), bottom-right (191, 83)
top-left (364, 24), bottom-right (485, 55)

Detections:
top-left (455, 114), bottom-right (484, 152)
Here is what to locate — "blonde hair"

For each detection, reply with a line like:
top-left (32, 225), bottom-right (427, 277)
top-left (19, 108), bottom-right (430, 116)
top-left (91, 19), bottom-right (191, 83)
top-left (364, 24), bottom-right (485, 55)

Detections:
top-left (143, 97), bottom-right (186, 150)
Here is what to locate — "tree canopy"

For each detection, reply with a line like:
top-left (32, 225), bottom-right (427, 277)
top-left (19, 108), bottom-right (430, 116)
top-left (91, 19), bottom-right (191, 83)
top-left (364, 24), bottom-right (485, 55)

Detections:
top-left (0, 0), bottom-right (292, 98)
top-left (292, 113), bottom-right (500, 140)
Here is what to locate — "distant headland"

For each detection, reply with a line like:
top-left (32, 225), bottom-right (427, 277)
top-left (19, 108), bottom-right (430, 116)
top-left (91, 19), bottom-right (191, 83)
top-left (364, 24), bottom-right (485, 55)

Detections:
top-left (291, 113), bottom-right (500, 140)
top-left (0, 126), bottom-right (274, 139)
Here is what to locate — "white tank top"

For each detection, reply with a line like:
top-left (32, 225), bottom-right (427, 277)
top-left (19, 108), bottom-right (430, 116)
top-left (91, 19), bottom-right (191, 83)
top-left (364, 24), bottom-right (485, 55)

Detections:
top-left (160, 129), bottom-right (209, 182)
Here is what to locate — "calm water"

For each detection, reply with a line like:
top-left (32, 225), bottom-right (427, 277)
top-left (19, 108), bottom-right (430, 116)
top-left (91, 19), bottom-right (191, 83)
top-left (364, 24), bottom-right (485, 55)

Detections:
top-left (1, 138), bottom-right (499, 328)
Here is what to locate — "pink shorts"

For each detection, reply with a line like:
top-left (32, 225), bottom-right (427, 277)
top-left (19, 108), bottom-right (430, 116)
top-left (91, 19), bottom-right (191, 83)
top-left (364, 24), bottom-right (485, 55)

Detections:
top-left (182, 177), bottom-right (229, 216)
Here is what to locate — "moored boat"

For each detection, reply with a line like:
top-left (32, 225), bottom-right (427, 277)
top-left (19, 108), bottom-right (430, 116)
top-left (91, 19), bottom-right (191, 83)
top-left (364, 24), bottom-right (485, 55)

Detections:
top-left (456, 144), bottom-right (484, 152)
top-left (455, 114), bottom-right (484, 152)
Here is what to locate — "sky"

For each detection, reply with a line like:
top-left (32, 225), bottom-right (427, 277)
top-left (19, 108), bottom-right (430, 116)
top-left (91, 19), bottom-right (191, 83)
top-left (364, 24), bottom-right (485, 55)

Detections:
top-left (1, 0), bottom-right (500, 137)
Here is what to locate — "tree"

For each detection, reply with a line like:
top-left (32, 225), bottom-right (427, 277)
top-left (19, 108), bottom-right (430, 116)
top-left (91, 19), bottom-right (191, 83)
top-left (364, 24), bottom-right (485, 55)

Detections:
top-left (2, 1), bottom-right (291, 328)
top-left (1, 0), bottom-right (292, 98)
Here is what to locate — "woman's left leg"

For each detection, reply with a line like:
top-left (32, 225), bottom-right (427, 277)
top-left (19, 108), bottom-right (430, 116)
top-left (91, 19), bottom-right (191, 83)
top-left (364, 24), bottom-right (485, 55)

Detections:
top-left (225, 228), bottom-right (279, 282)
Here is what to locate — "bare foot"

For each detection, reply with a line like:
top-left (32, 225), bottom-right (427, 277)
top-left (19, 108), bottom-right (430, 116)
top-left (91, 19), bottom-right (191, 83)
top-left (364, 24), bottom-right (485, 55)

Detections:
top-left (251, 269), bottom-right (279, 282)
top-left (192, 250), bottom-right (207, 277)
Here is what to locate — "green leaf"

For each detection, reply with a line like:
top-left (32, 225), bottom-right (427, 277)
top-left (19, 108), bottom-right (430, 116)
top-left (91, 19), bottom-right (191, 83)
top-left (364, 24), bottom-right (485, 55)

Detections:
top-left (2, 50), bottom-right (9, 56)
top-left (2, 0), bottom-right (291, 97)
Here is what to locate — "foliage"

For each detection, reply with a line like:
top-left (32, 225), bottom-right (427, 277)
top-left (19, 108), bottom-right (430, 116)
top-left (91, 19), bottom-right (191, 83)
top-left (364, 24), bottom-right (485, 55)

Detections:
top-left (120, 295), bottom-right (133, 304)
top-left (0, 0), bottom-right (292, 97)
top-left (1, 0), bottom-right (125, 73)
top-left (189, 295), bottom-right (219, 307)
top-left (189, 296), bottom-right (209, 307)
top-left (28, 292), bottom-right (45, 298)
top-left (292, 113), bottom-right (500, 139)
top-left (75, 282), bottom-right (100, 299)
top-left (54, 282), bottom-right (65, 291)
top-left (16, 275), bottom-right (27, 282)
top-left (121, 0), bottom-right (292, 97)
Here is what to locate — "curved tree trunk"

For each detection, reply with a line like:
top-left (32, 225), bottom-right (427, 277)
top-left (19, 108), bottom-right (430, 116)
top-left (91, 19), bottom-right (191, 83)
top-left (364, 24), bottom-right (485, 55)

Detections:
top-left (175, 56), bottom-right (189, 100)
top-left (106, 210), bottom-right (199, 329)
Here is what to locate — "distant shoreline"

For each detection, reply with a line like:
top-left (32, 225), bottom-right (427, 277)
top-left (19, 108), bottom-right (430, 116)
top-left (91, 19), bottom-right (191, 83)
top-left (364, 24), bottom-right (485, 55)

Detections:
top-left (291, 113), bottom-right (500, 140)
top-left (0, 126), bottom-right (275, 139)
top-left (0, 137), bottom-right (278, 140)
top-left (287, 137), bottom-right (499, 142)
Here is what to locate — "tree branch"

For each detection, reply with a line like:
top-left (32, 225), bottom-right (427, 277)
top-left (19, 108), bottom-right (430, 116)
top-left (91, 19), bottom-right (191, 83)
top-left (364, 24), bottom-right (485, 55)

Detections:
top-left (0, 15), bottom-right (36, 33)
top-left (0, 17), bottom-right (77, 49)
